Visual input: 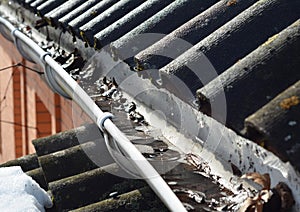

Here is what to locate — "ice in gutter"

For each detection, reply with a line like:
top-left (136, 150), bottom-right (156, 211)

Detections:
top-left (96, 49), bottom-right (300, 211)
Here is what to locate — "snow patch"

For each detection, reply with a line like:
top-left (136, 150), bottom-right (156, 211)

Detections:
top-left (0, 166), bottom-right (53, 212)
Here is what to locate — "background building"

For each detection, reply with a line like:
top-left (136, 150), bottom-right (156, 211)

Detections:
top-left (0, 35), bottom-right (74, 162)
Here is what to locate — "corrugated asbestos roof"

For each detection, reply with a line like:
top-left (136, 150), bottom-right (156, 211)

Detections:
top-left (1, 0), bottom-right (300, 211)
top-left (0, 123), bottom-right (163, 212)
top-left (16, 0), bottom-right (299, 171)
top-left (0, 123), bottom-right (230, 211)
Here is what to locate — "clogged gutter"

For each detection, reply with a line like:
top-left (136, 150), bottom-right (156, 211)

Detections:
top-left (1, 2), bottom-right (300, 211)
top-left (78, 65), bottom-right (296, 211)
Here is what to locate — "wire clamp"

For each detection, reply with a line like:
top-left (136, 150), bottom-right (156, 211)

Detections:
top-left (97, 112), bottom-right (114, 132)
top-left (40, 52), bottom-right (51, 62)
top-left (11, 28), bottom-right (18, 37)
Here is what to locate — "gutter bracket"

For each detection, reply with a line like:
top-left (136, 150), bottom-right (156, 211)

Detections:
top-left (97, 112), bottom-right (114, 132)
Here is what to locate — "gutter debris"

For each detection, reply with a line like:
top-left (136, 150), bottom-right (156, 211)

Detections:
top-left (76, 58), bottom-right (297, 211)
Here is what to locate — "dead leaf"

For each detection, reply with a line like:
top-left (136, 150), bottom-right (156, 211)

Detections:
top-left (227, 0), bottom-right (237, 6)
top-left (275, 182), bottom-right (295, 210)
top-left (241, 172), bottom-right (270, 190)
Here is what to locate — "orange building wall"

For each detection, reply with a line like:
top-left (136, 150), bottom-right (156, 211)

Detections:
top-left (0, 34), bottom-right (75, 163)
top-left (0, 42), bottom-right (16, 162)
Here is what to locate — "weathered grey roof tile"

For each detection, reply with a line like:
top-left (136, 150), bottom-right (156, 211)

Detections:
top-left (134, 0), bottom-right (258, 70)
top-left (160, 0), bottom-right (300, 93)
top-left (89, 0), bottom-right (174, 49)
top-left (196, 19), bottom-right (300, 131)
top-left (32, 124), bottom-right (100, 156)
top-left (48, 164), bottom-right (133, 211)
top-left (78, 0), bottom-right (147, 47)
top-left (244, 80), bottom-right (300, 170)
top-left (44, 0), bottom-right (87, 27)
top-left (26, 167), bottom-right (48, 190)
top-left (108, 0), bottom-right (218, 54)
top-left (36, 0), bottom-right (68, 16)
top-left (38, 141), bottom-right (100, 182)
top-left (24, 0), bottom-right (36, 6)
top-left (29, 0), bottom-right (47, 11)
top-left (58, 0), bottom-right (100, 30)
top-left (67, 0), bottom-right (121, 37)
top-left (0, 153), bottom-right (39, 172)
top-left (70, 186), bottom-right (168, 212)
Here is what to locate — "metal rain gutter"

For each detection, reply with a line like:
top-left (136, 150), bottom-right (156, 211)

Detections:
top-left (0, 16), bottom-right (187, 212)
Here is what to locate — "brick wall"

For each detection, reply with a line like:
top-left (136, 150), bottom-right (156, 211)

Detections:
top-left (0, 34), bottom-right (75, 163)
top-left (0, 41), bottom-right (16, 162)
top-left (13, 61), bottom-right (26, 158)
